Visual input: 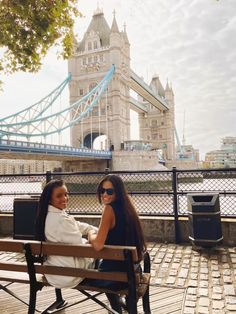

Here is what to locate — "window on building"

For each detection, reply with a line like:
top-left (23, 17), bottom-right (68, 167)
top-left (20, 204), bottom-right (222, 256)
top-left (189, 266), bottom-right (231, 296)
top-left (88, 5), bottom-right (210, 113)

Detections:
top-left (82, 58), bottom-right (86, 65)
top-left (89, 82), bottom-right (97, 91)
top-left (93, 41), bottom-right (98, 50)
top-left (99, 54), bottom-right (104, 62)
top-left (92, 107), bottom-right (98, 116)
top-left (88, 56), bottom-right (92, 64)
top-left (101, 107), bottom-right (106, 115)
top-left (151, 120), bottom-right (157, 127)
top-left (79, 89), bottom-right (83, 96)
top-left (88, 42), bottom-right (92, 51)
top-left (94, 55), bottom-right (98, 63)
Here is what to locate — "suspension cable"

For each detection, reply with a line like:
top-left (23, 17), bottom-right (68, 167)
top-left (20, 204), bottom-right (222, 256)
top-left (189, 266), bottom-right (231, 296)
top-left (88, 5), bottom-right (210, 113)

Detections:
top-left (105, 87), bottom-right (109, 150)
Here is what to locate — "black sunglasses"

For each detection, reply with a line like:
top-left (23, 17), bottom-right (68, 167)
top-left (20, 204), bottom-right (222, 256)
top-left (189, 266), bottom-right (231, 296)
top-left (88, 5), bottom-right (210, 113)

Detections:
top-left (101, 188), bottom-right (114, 195)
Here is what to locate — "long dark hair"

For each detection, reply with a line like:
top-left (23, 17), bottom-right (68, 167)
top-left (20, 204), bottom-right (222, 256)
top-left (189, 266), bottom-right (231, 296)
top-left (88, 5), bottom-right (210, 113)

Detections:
top-left (97, 174), bottom-right (146, 260)
top-left (35, 179), bottom-right (64, 241)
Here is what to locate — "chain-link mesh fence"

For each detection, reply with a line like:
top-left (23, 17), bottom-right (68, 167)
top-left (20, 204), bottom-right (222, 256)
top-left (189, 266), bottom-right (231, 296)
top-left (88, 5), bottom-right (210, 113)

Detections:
top-left (177, 169), bottom-right (236, 216)
top-left (0, 169), bottom-right (235, 217)
top-left (0, 174), bottom-right (45, 212)
top-left (52, 171), bottom-right (173, 215)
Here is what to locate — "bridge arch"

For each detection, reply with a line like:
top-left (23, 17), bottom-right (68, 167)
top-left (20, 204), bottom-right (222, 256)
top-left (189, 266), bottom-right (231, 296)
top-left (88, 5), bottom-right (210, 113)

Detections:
top-left (83, 132), bottom-right (109, 150)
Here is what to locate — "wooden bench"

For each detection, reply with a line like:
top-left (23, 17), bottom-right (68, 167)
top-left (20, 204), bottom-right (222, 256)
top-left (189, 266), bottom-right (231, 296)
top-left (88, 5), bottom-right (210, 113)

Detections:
top-left (0, 239), bottom-right (151, 314)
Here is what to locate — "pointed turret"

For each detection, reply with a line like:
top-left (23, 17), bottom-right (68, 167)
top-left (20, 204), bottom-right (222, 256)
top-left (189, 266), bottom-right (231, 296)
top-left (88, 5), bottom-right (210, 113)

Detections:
top-left (110, 9), bottom-right (121, 52)
top-left (165, 79), bottom-right (171, 92)
top-left (111, 10), bottom-right (119, 33)
top-left (122, 23), bottom-right (130, 45)
top-left (170, 82), bottom-right (174, 96)
top-left (77, 8), bottom-right (110, 52)
top-left (150, 74), bottom-right (165, 98)
top-left (165, 80), bottom-right (175, 107)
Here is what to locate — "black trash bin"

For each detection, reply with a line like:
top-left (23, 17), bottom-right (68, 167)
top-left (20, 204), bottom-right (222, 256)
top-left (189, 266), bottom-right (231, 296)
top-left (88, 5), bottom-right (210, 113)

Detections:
top-left (187, 193), bottom-right (223, 247)
top-left (13, 197), bottom-right (39, 240)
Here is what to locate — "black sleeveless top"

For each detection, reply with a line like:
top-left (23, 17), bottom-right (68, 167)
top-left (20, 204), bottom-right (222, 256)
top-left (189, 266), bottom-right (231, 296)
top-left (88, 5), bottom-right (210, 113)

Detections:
top-left (99, 201), bottom-right (127, 272)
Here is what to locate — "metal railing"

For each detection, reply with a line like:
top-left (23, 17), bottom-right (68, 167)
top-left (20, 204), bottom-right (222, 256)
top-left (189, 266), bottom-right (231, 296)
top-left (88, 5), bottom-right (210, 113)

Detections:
top-left (0, 168), bottom-right (235, 218)
top-left (1, 167), bottom-right (235, 244)
top-left (0, 167), bottom-right (236, 243)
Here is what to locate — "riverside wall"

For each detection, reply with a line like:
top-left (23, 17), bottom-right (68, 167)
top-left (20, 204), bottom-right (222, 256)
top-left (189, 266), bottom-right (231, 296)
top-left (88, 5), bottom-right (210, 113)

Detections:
top-left (1, 214), bottom-right (236, 246)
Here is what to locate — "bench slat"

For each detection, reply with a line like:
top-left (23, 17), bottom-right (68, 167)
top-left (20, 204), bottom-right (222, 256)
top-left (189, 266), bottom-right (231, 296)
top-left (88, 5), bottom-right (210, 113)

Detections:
top-left (76, 283), bottom-right (128, 296)
top-left (35, 265), bottom-right (128, 282)
top-left (0, 240), bottom-right (25, 253)
top-left (0, 270), bottom-right (44, 284)
top-left (29, 242), bottom-right (139, 262)
top-left (0, 262), bottom-right (27, 273)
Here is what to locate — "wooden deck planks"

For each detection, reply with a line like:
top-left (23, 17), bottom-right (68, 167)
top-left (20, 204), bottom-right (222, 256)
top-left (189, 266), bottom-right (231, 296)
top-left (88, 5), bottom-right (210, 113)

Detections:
top-left (0, 248), bottom-right (186, 313)
top-left (0, 282), bottom-right (186, 314)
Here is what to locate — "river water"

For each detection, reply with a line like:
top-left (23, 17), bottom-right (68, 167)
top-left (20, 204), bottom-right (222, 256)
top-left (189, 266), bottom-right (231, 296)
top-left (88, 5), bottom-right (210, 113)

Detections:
top-left (0, 179), bottom-right (235, 216)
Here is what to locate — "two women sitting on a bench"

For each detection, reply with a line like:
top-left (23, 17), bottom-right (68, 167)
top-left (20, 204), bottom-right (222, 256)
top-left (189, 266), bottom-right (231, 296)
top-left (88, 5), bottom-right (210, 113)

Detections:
top-left (35, 175), bottom-right (146, 314)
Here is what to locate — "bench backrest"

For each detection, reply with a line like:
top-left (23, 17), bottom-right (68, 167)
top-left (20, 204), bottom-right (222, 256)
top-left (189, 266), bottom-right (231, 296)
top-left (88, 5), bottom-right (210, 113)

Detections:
top-left (0, 239), bottom-right (27, 273)
top-left (29, 241), bottom-right (138, 261)
top-left (25, 241), bottom-right (139, 283)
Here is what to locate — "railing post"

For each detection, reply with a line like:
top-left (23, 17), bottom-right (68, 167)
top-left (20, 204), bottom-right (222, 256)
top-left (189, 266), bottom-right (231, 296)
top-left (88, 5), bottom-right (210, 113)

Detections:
top-left (46, 171), bottom-right (52, 184)
top-left (104, 167), bottom-right (110, 174)
top-left (106, 159), bottom-right (110, 170)
top-left (172, 167), bottom-right (180, 244)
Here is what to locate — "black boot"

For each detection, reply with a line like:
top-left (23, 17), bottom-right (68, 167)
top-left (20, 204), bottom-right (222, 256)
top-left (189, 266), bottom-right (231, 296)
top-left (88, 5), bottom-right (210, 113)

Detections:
top-left (106, 293), bottom-right (122, 314)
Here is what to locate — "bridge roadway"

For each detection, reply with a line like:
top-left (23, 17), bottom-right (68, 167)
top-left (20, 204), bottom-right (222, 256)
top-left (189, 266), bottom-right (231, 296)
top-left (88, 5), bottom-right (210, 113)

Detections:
top-left (130, 69), bottom-right (169, 111)
top-left (0, 139), bottom-right (112, 161)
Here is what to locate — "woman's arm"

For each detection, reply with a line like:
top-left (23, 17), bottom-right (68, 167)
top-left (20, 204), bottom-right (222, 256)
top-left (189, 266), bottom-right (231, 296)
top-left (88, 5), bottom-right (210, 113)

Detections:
top-left (77, 221), bottom-right (98, 236)
top-left (88, 205), bottom-right (115, 251)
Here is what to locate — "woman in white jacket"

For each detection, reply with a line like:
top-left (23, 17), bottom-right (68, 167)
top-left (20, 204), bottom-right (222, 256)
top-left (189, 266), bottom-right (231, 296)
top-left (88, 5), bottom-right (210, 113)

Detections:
top-left (35, 179), bottom-right (97, 289)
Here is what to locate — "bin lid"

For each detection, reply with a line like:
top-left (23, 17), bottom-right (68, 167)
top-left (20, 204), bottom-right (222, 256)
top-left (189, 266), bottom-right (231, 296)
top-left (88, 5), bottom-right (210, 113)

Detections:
top-left (187, 193), bottom-right (220, 213)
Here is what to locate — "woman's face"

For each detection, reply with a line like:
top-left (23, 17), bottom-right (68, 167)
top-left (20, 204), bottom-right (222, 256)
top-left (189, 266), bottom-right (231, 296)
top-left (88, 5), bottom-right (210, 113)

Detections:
top-left (101, 180), bottom-right (116, 205)
top-left (50, 185), bottom-right (68, 210)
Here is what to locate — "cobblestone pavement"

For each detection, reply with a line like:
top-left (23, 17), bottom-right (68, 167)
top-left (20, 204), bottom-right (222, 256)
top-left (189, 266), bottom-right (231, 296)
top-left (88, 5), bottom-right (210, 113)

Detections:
top-left (148, 243), bottom-right (236, 313)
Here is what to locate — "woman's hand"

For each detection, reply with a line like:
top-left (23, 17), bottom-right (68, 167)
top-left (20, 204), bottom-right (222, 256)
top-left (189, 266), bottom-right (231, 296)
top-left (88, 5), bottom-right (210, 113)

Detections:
top-left (88, 230), bottom-right (97, 243)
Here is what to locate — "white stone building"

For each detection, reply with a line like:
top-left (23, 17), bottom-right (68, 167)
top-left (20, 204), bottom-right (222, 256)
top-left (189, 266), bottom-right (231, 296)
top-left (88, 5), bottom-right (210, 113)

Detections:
top-left (205, 137), bottom-right (236, 168)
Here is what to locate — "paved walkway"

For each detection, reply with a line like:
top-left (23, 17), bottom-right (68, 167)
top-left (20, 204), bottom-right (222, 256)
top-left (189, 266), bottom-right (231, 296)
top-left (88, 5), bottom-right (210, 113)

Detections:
top-left (148, 243), bottom-right (236, 313)
top-left (0, 241), bottom-right (236, 313)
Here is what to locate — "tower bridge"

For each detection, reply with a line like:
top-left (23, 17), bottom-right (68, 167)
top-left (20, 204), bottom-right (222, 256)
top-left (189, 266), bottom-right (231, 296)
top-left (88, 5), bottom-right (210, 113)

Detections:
top-left (0, 8), bottom-right (179, 172)
top-left (69, 8), bottom-right (175, 170)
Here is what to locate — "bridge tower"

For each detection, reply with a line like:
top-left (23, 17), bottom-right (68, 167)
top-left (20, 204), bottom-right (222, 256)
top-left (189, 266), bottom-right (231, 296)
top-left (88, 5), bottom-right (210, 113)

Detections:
top-left (68, 8), bottom-right (131, 151)
top-left (138, 78), bottom-right (176, 161)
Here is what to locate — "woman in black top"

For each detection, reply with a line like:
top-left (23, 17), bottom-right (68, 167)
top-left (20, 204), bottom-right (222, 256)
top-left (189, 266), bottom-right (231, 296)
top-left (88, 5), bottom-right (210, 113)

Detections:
top-left (89, 174), bottom-right (146, 313)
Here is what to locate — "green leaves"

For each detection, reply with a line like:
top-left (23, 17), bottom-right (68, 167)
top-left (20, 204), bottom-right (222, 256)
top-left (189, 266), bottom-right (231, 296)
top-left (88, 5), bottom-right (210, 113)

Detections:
top-left (0, 0), bottom-right (80, 75)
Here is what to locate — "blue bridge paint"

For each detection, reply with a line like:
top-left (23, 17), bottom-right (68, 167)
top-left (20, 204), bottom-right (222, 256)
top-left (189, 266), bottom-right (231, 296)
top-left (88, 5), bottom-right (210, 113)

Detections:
top-left (0, 139), bottom-right (112, 159)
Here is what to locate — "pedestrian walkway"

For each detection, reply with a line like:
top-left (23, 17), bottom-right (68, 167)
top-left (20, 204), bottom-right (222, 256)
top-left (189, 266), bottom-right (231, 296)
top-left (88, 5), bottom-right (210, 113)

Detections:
top-left (148, 243), bottom-right (236, 313)
top-left (0, 242), bottom-right (235, 313)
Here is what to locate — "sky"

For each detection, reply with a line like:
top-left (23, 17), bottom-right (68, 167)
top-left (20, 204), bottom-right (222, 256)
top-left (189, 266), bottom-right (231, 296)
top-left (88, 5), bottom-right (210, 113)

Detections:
top-left (0, 0), bottom-right (235, 159)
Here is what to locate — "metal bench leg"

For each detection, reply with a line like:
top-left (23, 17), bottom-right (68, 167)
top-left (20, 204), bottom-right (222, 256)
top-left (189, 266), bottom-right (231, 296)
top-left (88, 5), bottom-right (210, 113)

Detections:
top-left (124, 249), bottom-right (138, 314)
top-left (142, 285), bottom-right (151, 314)
top-left (28, 286), bottom-right (37, 314)
top-left (126, 295), bottom-right (138, 314)
top-left (0, 283), bottom-right (30, 307)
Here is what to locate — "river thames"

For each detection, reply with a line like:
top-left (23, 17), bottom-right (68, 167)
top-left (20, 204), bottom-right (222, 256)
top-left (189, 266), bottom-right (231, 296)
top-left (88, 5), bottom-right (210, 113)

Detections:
top-left (0, 178), bottom-right (235, 216)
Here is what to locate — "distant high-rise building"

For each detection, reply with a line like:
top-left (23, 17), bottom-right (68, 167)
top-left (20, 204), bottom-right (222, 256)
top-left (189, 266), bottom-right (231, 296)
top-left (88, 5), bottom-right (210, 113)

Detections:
top-left (205, 137), bottom-right (236, 168)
